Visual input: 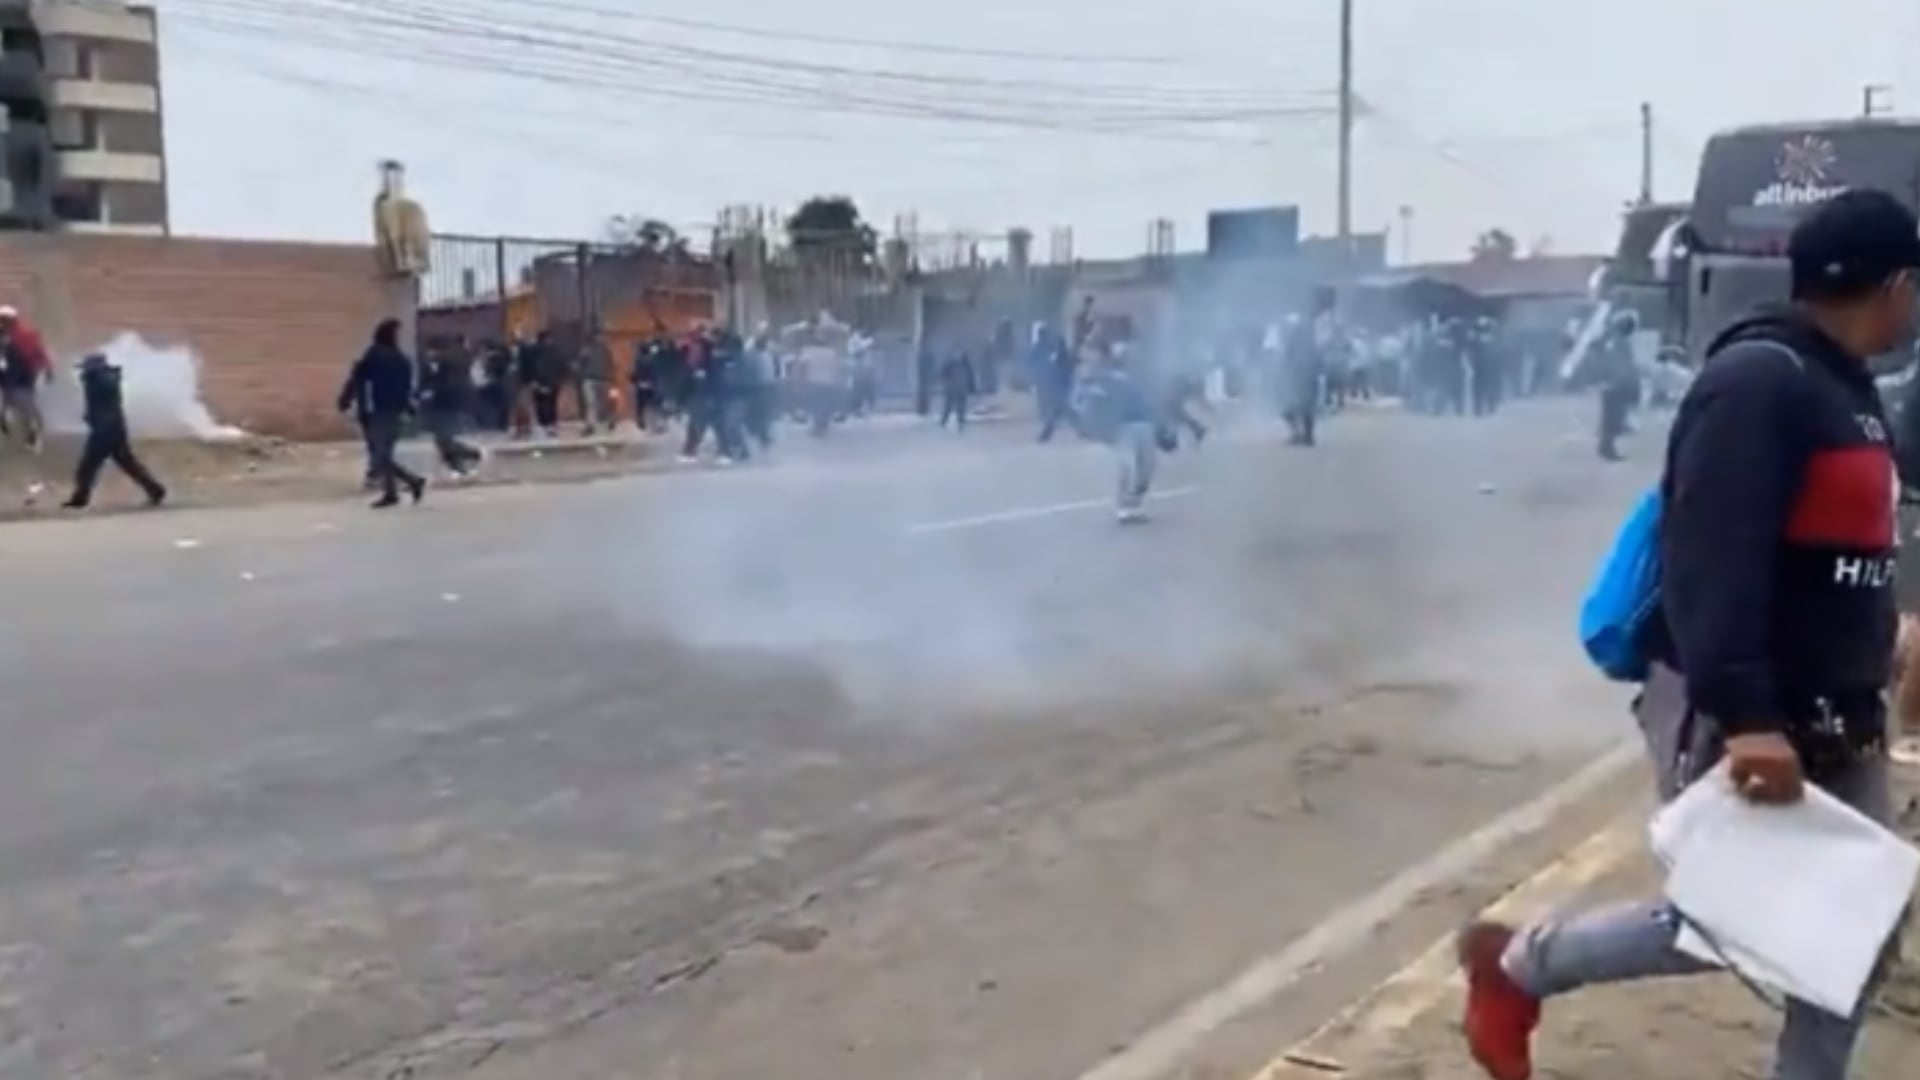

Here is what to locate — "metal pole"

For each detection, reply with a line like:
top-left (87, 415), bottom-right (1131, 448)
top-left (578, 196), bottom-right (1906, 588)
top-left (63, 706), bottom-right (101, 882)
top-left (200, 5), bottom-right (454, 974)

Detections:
top-left (1397, 205), bottom-right (1413, 264)
top-left (1638, 102), bottom-right (1654, 207)
top-left (493, 238), bottom-right (509, 343)
top-left (1337, 0), bottom-right (1355, 250)
top-left (576, 242), bottom-right (592, 338)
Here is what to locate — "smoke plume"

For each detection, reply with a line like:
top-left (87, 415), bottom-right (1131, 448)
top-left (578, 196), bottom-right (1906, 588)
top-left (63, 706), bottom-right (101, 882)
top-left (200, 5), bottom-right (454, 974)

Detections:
top-left (41, 333), bottom-right (247, 441)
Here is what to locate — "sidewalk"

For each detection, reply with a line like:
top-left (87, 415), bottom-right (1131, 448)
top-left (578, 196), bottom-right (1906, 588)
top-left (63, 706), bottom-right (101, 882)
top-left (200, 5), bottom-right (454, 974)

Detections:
top-left (1261, 769), bottom-right (1920, 1080)
top-left (0, 403), bottom-right (1017, 518)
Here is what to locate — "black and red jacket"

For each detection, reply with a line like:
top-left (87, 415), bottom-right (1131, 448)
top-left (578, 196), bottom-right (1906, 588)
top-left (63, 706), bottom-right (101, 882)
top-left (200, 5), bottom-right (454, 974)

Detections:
top-left (1657, 306), bottom-right (1898, 739)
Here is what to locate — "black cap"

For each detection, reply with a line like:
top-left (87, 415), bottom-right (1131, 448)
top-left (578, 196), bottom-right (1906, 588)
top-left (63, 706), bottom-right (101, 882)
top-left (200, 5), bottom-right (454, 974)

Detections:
top-left (1789, 188), bottom-right (1920, 296)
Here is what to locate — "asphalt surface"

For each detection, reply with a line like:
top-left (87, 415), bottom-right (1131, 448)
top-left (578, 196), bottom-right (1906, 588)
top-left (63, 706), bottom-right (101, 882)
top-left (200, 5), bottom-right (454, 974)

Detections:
top-left (0, 400), bottom-right (1655, 1080)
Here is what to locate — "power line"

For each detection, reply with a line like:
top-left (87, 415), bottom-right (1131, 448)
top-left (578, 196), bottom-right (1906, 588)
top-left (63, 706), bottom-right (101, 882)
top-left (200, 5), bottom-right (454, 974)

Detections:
top-left (1357, 104), bottom-right (1569, 232)
top-left (163, 0), bottom-right (1335, 135)
top-left (170, 15), bottom-right (1322, 138)
top-left (475, 0), bottom-right (1185, 66)
top-left (174, 35), bottom-right (1319, 235)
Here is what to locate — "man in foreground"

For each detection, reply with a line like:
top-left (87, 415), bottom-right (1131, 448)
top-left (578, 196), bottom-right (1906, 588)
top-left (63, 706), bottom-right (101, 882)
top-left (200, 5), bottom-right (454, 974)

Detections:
top-left (1457, 189), bottom-right (1913, 1080)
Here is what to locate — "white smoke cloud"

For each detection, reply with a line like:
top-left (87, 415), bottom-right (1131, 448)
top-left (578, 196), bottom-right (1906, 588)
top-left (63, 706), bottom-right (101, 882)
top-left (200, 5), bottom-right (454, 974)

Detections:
top-left (41, 333), bottom-right (247, 441)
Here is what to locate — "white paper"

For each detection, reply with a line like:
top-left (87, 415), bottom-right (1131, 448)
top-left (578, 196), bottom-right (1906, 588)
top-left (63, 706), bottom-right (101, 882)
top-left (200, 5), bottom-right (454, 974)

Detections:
top-left (1649, 761), bottom-right (1920, 1017)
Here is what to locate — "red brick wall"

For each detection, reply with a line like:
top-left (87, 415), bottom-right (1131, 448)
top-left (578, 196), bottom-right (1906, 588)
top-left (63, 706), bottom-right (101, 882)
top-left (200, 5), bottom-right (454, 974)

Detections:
top-left (0, 233), bottom-right (415, 439)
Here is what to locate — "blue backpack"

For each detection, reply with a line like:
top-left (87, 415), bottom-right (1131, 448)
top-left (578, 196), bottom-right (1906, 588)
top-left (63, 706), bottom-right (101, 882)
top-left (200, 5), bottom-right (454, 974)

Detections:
top-left (1579, 487), bottom-right (1663, 682)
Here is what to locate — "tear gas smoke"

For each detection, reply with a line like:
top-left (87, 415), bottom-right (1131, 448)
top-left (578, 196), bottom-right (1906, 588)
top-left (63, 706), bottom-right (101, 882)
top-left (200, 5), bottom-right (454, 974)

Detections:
top-left (598, 422), bottom-right (1635, 736)
top-left (41, 333), bottom-right (247, 441)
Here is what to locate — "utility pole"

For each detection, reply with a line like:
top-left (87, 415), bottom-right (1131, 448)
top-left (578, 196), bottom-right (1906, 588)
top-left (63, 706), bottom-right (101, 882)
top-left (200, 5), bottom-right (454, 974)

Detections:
top-left (1637, 102), bottom-right (1654, 207)
top-left (1864, 84), bottom-right (1893, 117)
top-left (1396, 205), bottom-right (1413, 264)
top-left (1336, 0), bottom-right (1354, 253)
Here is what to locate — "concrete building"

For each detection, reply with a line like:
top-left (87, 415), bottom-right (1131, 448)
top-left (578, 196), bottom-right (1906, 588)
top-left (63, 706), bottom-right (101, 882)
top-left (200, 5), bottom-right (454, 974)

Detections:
top-left (0, 1), bottom-right (165, 235)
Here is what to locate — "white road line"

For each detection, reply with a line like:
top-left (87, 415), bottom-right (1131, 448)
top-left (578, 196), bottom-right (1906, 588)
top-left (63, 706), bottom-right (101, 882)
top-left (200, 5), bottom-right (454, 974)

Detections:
top-left (903, 487), bottom-right (1200, 536)
top-left (1072, 740), bottom-right (1640, 1080)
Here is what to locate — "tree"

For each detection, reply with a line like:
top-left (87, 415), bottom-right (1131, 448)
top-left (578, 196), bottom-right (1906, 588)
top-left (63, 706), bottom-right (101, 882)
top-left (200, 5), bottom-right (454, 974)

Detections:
top-left (1469, 228), bottom-right (1519, 263)
top-left (605, 215), bottom-right (689, 257)
top-left (786, 194), bottom-right (877, 264)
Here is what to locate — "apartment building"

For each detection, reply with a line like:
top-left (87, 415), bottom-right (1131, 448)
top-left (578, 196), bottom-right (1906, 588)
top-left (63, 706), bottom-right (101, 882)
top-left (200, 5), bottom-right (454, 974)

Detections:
top-left (0, 0), bottom-right (165, 235)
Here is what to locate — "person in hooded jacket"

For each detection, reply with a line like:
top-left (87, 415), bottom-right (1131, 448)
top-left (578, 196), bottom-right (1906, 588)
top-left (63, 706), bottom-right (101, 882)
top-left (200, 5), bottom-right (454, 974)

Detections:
top-left (937, 347), bottom-right (976, 431)
top-left (337, 318), bottom-right (426, 508)
top-left (62, 352), bottom-right (166, 510)
top-left (1457, 188), bottom-right (1914, 1080)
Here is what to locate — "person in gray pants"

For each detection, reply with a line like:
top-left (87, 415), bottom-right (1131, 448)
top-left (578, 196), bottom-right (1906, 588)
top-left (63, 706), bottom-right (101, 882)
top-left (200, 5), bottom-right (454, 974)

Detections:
top-left (1459, 190), bottom-right (1920, 1080)
top-left (1078, 351), bottom-right (1158, 524)
top-left (1113, 416), bottom-right (1159, 523)
top-left (1475, 663), bottom-right (1896, 1080)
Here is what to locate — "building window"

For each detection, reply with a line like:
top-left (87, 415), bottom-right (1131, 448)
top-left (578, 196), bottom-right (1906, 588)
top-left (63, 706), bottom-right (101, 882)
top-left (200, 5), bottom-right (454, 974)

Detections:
top-left (40, 38), bottom-right (81, 80)
top-left (95, 42), bottom-right (157, 84)
top-left (48, 107), bottom-right (87, 149)
top-left (99, 113), bottom-right (160, 155)
top-left (51, 181), bottom-right (101, 224)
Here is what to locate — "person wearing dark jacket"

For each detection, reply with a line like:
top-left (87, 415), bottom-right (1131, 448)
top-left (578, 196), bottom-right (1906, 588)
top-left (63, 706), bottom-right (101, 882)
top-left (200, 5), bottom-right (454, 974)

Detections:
top-left (1456, 189), bottom-right (1916, 1080)
top-left (62, 353), bottom-right (166, 509)
top-left (510, 333), bottom-right (540, 438)
top-left (1282, 289), bottom-right (1337, 446)
top-left (937, 348), bottom-right (975, 430)
top-left (420, 337), bottom-right (483, 477)
top-left (528, 331), bottom-right (568, 438)
top-left (707, 329), bottom-right (750, 461)
top-left (338, 319), bottom-right (426, 508)
top-left (1040, 327), bottom-right (1082, 442)
top-left (479, 340), bottom-right (514, 432)
top-left (675, 327), bottom-right (747, 463)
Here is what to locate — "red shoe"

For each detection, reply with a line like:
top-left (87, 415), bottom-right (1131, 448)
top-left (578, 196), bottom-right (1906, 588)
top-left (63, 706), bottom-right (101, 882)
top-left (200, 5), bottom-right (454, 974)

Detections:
top-left (1457, 922), bottom-right (1540, 1080)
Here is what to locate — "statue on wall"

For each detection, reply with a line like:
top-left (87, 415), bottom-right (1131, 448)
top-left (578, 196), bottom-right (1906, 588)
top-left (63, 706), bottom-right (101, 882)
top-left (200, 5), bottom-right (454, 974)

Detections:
top-left (372, 159), bottom-right (431, 278)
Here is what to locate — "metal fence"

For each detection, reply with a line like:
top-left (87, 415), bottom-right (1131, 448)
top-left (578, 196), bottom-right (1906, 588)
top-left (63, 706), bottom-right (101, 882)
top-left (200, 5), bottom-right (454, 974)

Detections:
top-left (418, 233), bottom-right (722, 352)
top-left (415, 226), bottom-right (1045, 352)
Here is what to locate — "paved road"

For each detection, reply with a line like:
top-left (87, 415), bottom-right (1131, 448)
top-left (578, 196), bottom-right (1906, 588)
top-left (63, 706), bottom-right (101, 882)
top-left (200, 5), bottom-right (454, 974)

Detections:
top-left (0, 401), bottom-right (1652, 1080)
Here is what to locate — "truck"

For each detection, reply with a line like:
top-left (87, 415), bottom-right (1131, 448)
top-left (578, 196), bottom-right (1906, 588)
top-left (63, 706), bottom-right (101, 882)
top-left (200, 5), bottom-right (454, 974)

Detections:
top-left (1680, 117), bottom-right (1920, 372)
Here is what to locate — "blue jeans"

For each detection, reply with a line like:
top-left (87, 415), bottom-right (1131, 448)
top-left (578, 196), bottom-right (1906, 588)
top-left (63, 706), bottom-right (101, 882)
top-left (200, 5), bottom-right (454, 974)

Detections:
top-left (1503, 739), bottom-right (1895, 1080)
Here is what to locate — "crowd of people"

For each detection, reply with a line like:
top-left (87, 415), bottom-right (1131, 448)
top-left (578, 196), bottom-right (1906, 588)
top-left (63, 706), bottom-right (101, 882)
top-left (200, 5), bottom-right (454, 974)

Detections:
top-left (0, 276), bottom-right (1697, 525)
top-left (404, 313), bottom-right (895, 470)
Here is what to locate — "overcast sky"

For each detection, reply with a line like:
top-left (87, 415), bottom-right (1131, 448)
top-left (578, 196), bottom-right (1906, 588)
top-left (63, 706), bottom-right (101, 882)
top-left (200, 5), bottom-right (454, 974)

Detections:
top-left (150, 0), bottom-right (1920, 262)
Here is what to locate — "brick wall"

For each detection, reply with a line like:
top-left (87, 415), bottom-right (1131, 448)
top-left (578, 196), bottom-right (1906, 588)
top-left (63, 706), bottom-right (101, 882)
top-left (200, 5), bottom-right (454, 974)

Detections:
top-left (0, 232), bottom-right (415, 439)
